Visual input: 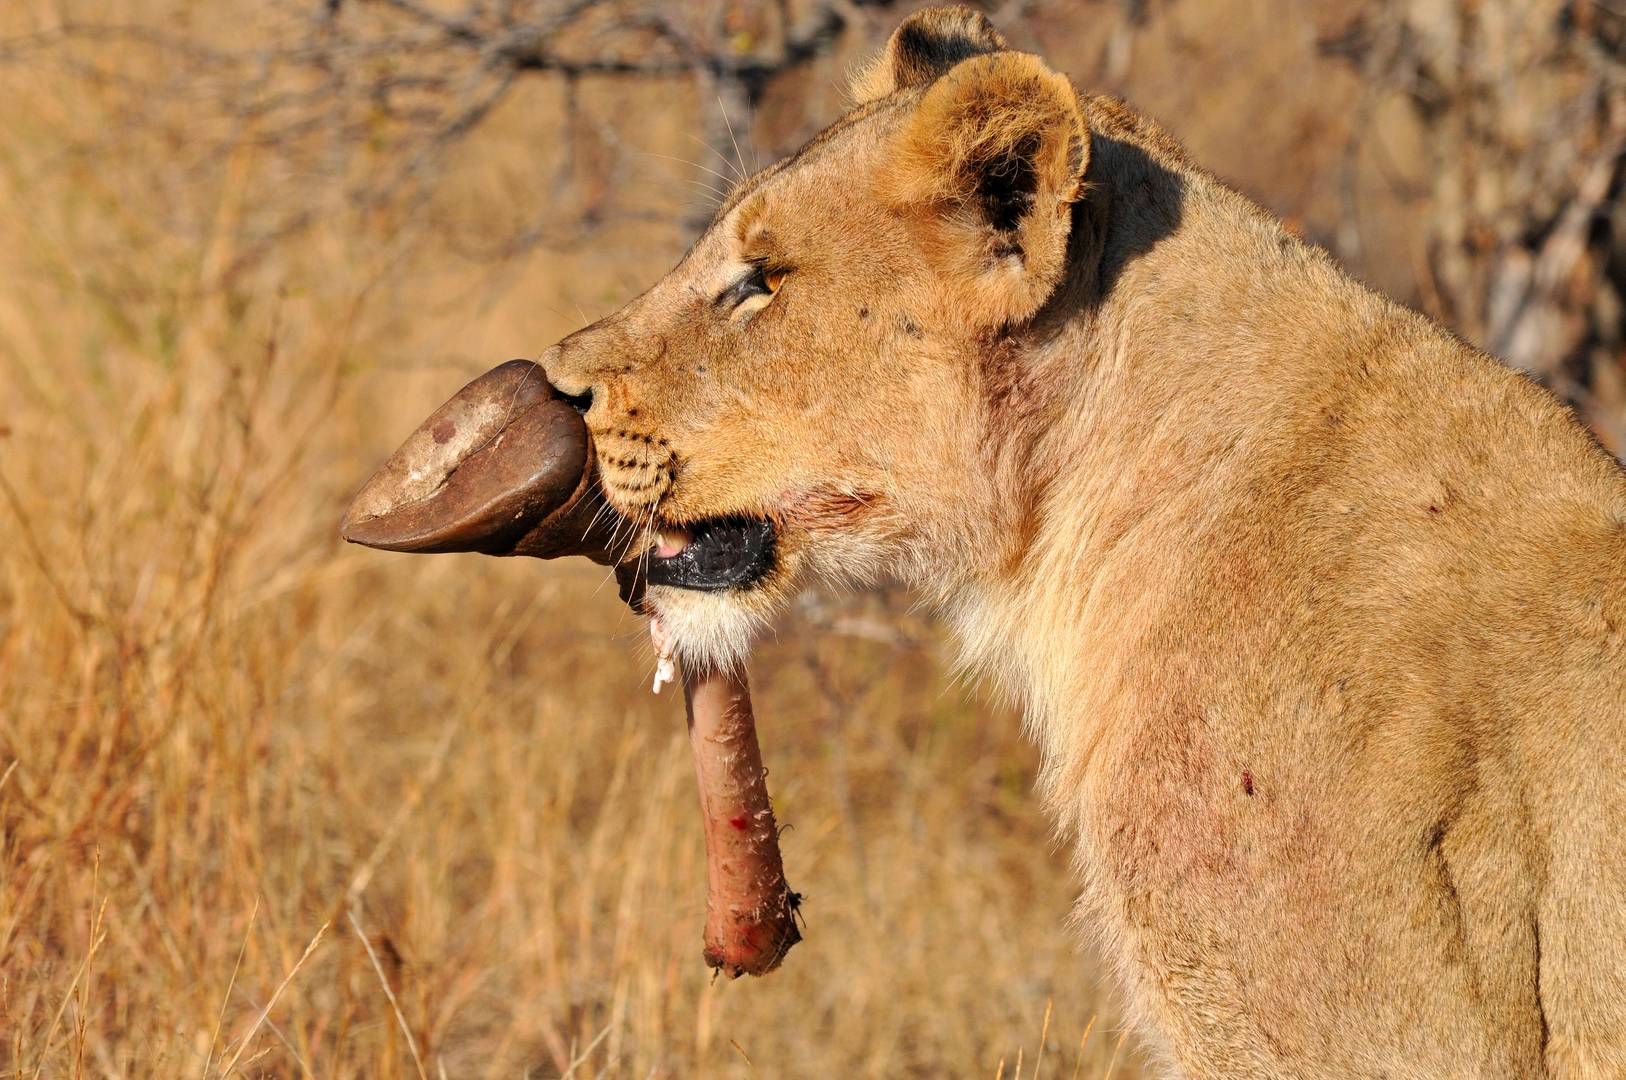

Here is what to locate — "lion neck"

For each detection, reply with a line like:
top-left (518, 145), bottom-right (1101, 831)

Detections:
top-left (937, 114), bottom-right (1311, 814)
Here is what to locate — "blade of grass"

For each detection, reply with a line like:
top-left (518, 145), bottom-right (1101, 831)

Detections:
top-left (1102, 1031), bottom-right (1127, 1080)
top-left (203, 897), bottom-right (258, 1079)
top-left (30, 898), bottom-right (107, 1080)
top-left (216, 920), bottom-right (328, 1077)
top-left (1034, 998), bottom-right (1053, 1079)
top-left (346, 907), bottom-right (428, 1080)
top-left (1068, 1016), bottom-right (1096, 1080)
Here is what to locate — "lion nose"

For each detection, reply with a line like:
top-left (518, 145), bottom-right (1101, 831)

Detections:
top-left (540, 344), bottom-right (596, 414)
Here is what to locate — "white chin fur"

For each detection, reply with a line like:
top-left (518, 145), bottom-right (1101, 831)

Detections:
top-left (648, 586), bottom-right (768, 675)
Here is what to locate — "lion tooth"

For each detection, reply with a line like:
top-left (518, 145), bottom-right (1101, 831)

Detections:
top-left (655, 528), bottom-right (692, 558)
top-left (650, 615), bottom-right (676, 694)
top-left (652, 656), bottom-right (676, 695)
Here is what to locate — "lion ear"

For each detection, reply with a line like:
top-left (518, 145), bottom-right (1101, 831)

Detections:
top-left (886, 51), bottom-right (1090, 327)
top-left (850, 6), bottom-right (1007, 103)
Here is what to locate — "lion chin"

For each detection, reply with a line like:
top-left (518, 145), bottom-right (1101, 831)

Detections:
top-left (644, 585), bottom-right (768, 677)
top-left (637, 518), bottom-right (787, 675)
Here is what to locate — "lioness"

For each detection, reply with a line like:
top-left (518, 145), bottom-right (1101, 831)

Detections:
top-left (541, 7), bottom-right (1626, 1076)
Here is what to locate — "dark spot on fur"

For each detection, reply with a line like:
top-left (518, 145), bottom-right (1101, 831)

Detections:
top-left (627, 407), bottom-right (639, 417)
top-left (431, 420), bottom-right (455, 445)
top-left (1242, 770), bottom-right (1254, 797)
top-left (901, 318), bottom-right (923, 338)
top-left (1426, 820), bottom-right (1465, 940)
top-left (858, 307), bottom-right (870, 320)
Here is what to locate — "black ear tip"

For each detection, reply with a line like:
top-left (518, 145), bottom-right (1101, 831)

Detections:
top-left (888, 6), bottom-right (1008, 90)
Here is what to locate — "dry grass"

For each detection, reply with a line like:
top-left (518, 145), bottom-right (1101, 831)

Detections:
top-left (0, 3), bottom-right (1134, 1076)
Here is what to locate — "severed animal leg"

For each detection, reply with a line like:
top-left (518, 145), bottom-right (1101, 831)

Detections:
top-left (681, 662), bottom-right (801, 977)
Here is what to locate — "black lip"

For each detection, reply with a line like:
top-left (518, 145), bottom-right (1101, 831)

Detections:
top-left (645, 518), bottom-right (775, 592)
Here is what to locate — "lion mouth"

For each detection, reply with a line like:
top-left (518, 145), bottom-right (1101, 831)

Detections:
top-left (646, 517), bottom-right (776, 591)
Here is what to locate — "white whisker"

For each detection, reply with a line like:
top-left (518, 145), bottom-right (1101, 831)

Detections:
top-left (718, 97), bottom-right (749, 186)
top-left (638, 149), bottom-right (739, 190)
top-left (686, 132), bottom-right (744, 182)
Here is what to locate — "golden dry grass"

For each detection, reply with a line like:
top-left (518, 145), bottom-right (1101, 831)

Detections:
top-left (0, 4), bottom-right (1136, 1076)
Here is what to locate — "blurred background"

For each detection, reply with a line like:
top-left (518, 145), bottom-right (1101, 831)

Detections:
top-left (0, 1), bottom-right (1621, 1076)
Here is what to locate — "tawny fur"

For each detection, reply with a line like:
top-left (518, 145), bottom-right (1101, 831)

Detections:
top-left (543, 8), bottom-right (1626, 1076)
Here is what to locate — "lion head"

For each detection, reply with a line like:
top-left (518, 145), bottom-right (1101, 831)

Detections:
top-left (542, 6), bottom-right (1090, 670)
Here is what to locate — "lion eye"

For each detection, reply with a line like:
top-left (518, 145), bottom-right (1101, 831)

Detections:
top-left (719, 264), bottom-right (789, 318)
